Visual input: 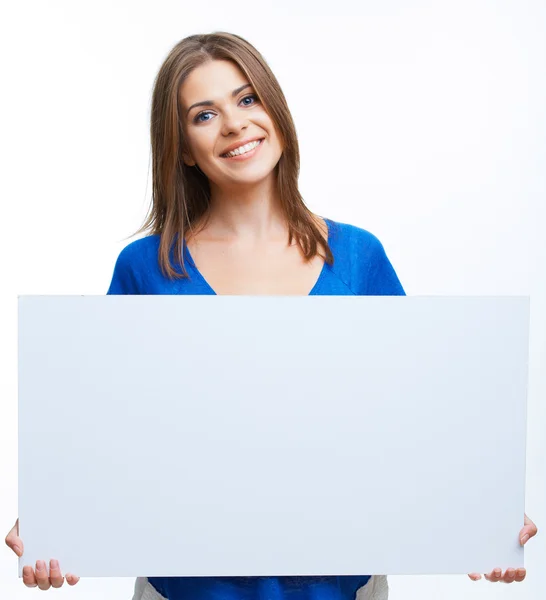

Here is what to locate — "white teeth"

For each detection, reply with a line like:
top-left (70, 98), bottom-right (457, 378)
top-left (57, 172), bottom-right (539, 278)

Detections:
top-left (224, 139), bottom-right (261, 158)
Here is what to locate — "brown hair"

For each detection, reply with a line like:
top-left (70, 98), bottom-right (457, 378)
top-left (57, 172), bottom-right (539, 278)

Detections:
top-left (135, 31), bottom-right (333, 279)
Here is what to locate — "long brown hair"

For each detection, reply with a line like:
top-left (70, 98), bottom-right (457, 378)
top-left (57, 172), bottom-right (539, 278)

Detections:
top-left (135, 31), bottom-right (333, 279)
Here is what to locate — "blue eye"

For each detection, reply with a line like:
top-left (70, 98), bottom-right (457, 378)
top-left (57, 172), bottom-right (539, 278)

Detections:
top-left (195, 112), bottom-right (213, 123)
top-left (241, 94), bottom-right (257, 106)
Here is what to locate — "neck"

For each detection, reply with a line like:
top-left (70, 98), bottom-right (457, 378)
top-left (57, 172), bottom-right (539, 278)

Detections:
top-left (203, 174), bottom-right (287, 242)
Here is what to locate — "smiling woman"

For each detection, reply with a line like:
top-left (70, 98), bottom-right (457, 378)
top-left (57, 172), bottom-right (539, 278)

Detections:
top-left (5, 30), bottom-right (538, 600)
top-left (143, 32), bottom-right (333, 290)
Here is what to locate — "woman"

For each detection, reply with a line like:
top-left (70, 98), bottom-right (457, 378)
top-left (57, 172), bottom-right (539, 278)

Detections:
top-left (5, 32), bottom-right (537, 599)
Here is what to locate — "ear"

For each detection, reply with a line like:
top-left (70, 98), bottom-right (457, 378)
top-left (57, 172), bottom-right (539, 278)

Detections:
top-left (182, 151), bottom-right (196, 167)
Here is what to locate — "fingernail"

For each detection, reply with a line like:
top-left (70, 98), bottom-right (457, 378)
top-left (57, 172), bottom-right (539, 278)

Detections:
top-left (521, 534), bottom-right (529, 545)
top-left (51, 559), bottom-right (59, 569)
top-left (494, 569), bottom-right (502, 576)
top-left (36, 560), bottom-right (44, 571)
top-left (13, 545), bottom-right (21, 556)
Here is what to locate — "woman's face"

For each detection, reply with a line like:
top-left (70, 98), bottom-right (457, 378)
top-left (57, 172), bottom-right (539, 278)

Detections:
top-left (179, 59), bottom-right (284, 189)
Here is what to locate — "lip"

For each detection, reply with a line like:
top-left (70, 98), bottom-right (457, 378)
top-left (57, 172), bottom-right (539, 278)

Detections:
top-left (220, 136), bottom-right (265, 157)
top-left (221, 139), bottom-right (264, 163)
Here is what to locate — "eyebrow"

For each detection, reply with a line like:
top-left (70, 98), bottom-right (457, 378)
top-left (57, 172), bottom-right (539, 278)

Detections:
top-left (186, 83), bottom-right (253, 117)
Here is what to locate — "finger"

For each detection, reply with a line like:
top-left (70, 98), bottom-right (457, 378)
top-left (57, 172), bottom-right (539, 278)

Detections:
top-left (22, 566), bottom-right (38, 588)
top-left (484, 568), bottom-right (502, 582)
top-left (35, 560), bottom-right (51, 591)
top-left (65, 573), bottom-right (81, 585)
top-left (502, 568), bottom-right (516, 584)
top-left (5, 519), bottom-right (24, 557)
top-left (468, 573), bottom-right (482, 581)
top-left (515, 568), bottom-right (526, 582)
top-left (49, 559), bottom-right (64, 588)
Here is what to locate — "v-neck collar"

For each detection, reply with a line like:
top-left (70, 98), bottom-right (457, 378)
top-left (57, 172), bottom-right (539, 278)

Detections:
top-left (183, 218), bottom-right (332, 296)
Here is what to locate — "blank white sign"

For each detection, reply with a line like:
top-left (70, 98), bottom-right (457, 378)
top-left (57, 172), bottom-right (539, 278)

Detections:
top-left (18, 296), bottom-right (528, 577)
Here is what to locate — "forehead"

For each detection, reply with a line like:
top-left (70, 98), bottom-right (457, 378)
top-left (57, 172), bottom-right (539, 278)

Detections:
top-left (179, 59), bottom-right (249, 107)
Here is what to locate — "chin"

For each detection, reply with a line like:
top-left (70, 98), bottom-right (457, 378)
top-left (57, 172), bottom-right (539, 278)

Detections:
top-left (225, 164), bottom-right (277, 184)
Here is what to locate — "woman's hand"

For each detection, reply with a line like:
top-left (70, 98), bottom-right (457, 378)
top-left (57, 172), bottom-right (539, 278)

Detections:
top-left (5, 518), bottom-right (80, 590)
top-left (468, 513), bottom-right (538, 583)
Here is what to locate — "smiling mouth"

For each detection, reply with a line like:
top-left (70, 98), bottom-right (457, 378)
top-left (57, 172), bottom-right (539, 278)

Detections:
top-left (221, 139), bottom-right (264, 158)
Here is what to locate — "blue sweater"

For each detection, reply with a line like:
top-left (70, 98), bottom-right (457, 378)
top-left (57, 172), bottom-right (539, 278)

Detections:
top-left (107, 218), bottom-right (405, 600)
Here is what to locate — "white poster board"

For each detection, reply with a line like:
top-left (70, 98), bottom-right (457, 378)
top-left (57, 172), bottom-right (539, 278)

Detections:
top-left (18, 296), bottom-right (528, 577)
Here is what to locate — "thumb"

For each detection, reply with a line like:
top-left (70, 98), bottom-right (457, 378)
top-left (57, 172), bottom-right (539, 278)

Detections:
top-left (520, 514), bottom-right (538, 545)
top-left (5, 518), bottom-right (24, 557)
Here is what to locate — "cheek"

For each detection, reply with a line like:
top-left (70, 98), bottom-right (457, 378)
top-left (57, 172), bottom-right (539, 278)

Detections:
top-left (259, 121), bottom-right (280, 148)
top-left (271, 131), bottom-right (284, 155)
top-left (186, 128), bottom-right (217, 158)
top-left (183, 133), bottom-right (199, 159)
top-left (264, 122), bottom-right (284, 153)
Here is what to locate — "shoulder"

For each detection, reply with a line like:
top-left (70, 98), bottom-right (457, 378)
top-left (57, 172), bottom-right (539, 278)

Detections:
top-left (323, 218), bottom-right (404, 296)
top-left (324, 217), bottom-right (391, 277)
top-left (326, 218), bottom-right (385, 256)
top-left (112, 235), bottom-right (162, 275)
top-left (114, 235), bottom-right (161, 264)
top-left (107, 235), bottom-right (161, 294)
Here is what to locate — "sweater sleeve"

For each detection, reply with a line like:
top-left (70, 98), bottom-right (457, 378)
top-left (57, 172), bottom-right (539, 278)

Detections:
top-left (106, 246), bottom-right (141, 295)
top-left (366, 236), bottom-right (405, 296)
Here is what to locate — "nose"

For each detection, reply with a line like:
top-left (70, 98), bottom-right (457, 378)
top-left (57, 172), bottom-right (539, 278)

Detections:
top-left (221, 105), bottom-right (248, 137)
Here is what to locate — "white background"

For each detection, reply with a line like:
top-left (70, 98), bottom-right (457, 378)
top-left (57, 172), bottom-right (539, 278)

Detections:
top-left (1, 0), bottom-right (544, 598)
